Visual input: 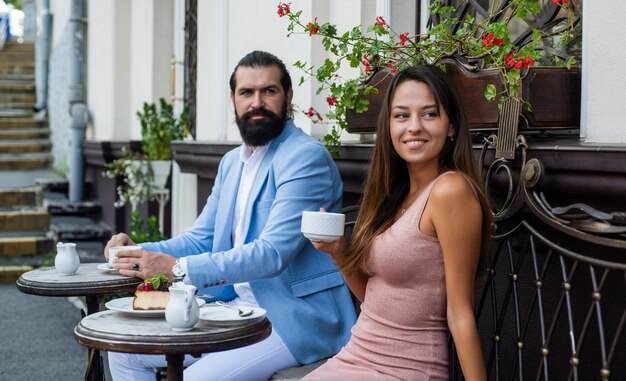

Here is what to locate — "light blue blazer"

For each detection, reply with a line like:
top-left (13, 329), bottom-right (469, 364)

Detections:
top-left (141, 121), bottom-right (357, 364)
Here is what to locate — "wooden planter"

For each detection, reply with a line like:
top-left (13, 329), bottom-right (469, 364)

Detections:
top-left (345, 59), bottom-right (581, 133)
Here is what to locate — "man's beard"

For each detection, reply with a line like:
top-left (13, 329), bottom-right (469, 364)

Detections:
top-left (235, 101), bottom-right (288, 147)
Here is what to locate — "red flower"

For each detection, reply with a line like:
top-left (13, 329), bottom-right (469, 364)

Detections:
top-left (326, 96), bottom-right (337, 107)
top-left (552, 0), bottom-right (568, 4)
top-left (515, 61), bottom-right (523, 69)
top-left (306, 17), bottom-right (320, 35)
top-left (399, 33), bottom-right (410, 46)
top-left (483, 33), bottom-right (503, 47)
top-left (277, 2), bottom-right (291, 17)
top-left (505, 52), bottom-right (516, 68)
top-left (387, 62), bottom-right (399, 74)
top-left (375, 16), bottom-right (386, 27)
top-left (522, 56), bottom-right (535, 68)
top-left (305, 107), bottom-right (324, 123)
top-left (482, 33), bottom-right (494, 46)
top-left (362, 53), bottom-right (371, 73)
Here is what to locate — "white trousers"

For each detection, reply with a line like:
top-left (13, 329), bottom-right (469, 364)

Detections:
top-left (108, 326), bottom-right (299, 381)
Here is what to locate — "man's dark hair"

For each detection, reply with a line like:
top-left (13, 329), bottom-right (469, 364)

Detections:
top-left (229, 51), bottom-right (292, 94)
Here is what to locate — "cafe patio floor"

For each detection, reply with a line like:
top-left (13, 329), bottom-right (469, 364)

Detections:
top-left (0, 283), bottom-right (112, 380)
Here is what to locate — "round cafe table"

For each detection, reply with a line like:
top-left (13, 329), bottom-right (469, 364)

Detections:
top-left (74, 309), bottom-right (272, 381)
top-left (16, 263), bottom-right (142, 381)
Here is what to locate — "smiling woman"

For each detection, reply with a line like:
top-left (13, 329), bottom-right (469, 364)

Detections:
top-left (303, 65), bottom-right (493, 381)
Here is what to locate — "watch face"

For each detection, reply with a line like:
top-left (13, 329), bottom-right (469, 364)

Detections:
top-left (173, 262), bottom-right (185, 277)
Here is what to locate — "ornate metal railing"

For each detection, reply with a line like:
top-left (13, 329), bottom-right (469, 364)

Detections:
top-left (451, 136), bottom-right (626, 380)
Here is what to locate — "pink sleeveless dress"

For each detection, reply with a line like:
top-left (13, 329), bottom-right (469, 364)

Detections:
top-left (304, 173), bottom-right (454, 381)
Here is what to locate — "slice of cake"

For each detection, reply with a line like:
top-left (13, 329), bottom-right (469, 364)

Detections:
top-left (133, 274), bottom-right (172, 310)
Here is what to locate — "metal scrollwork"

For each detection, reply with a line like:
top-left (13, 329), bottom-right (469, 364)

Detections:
top-left (481, 134), bottom-right (528, 221)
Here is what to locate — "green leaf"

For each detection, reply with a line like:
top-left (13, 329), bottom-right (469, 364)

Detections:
top-left (485, 84), bottom-right (497, 101)
top-left (354, 98), bottom-right (370, 113)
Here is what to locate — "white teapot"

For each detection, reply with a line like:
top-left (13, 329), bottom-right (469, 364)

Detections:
top-left (165, 282), bottom-right (199, 331)
top-left (55, 242), bottom-right (80, 275)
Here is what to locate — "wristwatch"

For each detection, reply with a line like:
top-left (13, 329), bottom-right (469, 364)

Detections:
top-left (172, 259), bottom-right (186, 282)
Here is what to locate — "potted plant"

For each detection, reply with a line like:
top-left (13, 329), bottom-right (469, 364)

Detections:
top-left (103, 98), bottom-right (189, 210)
top-left (277, 0), bottom-right (580, 152)
top-left (137, 98), bottom-right (190, 188)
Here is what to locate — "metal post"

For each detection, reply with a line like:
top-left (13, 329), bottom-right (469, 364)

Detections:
top-left (34, 0), bottom-right (51, 112)
top-left (68, 0), bottom-right (87, 202)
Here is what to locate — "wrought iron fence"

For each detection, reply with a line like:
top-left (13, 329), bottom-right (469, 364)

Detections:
top-left (451, 136), bottom-right (626, 380)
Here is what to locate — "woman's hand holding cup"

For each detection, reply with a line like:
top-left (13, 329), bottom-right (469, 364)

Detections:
top-left (301, 208), bottom-right (346, 259)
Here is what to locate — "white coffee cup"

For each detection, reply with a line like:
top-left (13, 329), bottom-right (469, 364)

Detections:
top-left (301, 211), bottom-right (345, 242)
top-left (108, 245), bottom-right (142, 267)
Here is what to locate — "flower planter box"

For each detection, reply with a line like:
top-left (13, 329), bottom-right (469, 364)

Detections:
top-left (345, 59), bottom-right (581, 134)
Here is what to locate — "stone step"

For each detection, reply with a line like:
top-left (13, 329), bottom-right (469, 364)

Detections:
top-left (0, 93), bottom-right (36, 103)
top-left (0, 186), bottom-right (41, 208)
top-left (44, 194), bottom-right (102, 217)
top-left (0, 103), bottom-right (35, 111)
top-left (0, 80), bottom-right (35, 92)
top-left (50, 215), bottom-right (113, 242)
top-left (0, 139), bottom-right (51, 154)
top-left (0, 63), bottom-right (35, 75)
top-left (37, 178), bottom-right (69, 193)
top-left (0, 235), bottom-right (54, 258)
top-left (0, 47), bottom-right (35, 58)
top-left (0, 117), bottom-right (48, 129)
top-left (1, 42), bottom-right (35, 53)
top-left (0, 207), bottom-right (51, 232)
top-left (0, 127), bottom-right (49, 139)
top-left (0, 153), bottom-right (52, 170)
top-left (0, 109), bottom-right (33, 118)
top-left (0, 72), bottom-right (36, 82)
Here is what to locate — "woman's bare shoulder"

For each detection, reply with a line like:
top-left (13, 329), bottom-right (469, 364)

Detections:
top-left (430, 172), bottom-right (477, 203)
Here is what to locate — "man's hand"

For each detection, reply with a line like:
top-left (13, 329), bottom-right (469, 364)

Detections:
top-left (113, 248), bottom-right (177, 280)
top-left (104, 233), bottom-right (136, 261)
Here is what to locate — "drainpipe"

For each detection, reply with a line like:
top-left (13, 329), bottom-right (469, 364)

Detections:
top-left (68, 0), bottom-right (87, 202)
top-left (33, 0), bottom-right (51, 112)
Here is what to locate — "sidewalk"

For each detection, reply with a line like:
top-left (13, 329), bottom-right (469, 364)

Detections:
top-left (0, 283), bottom-right (108, 380)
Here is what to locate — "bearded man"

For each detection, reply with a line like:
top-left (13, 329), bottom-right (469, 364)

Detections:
top-left (105, 51), bottom-right (357, 381)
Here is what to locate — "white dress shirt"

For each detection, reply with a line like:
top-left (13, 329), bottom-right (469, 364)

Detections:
top-left (180, 143), bottom-right (269, 307)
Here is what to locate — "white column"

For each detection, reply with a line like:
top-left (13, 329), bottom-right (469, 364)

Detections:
top-left (196, 0), bottom-right (229, 141)
top-left (86, 0), bottom-right (131, 141)
top-left (581, 2), bottom-right (626, 143)
top-left (171, 0), bottom-right (197, 235)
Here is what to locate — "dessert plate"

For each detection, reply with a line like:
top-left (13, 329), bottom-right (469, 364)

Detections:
top-left (105, 297), bottom-right (206, 317)
top-left (199, 304), bottom-right (266, 326)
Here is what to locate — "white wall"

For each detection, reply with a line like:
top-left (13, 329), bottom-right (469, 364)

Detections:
top-left (196, 0), bottom-right (316, 141)
top-left (581, 2), bottom-right (626, 143)
top-left (87, 0), bottom-right (173, 141)
top-left (86, 0), bottom-right (131, 141)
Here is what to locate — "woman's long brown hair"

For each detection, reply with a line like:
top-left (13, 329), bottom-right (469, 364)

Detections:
top-left (341, 65), bottom-right (493, 278)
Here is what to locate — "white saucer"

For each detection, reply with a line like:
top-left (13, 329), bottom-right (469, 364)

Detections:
top-left (96, 263), bottom-right (118, 272)
top-left (302, 232), bottom-right (342, 242)
top-left (199, 304), bottom-right (266, 326)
